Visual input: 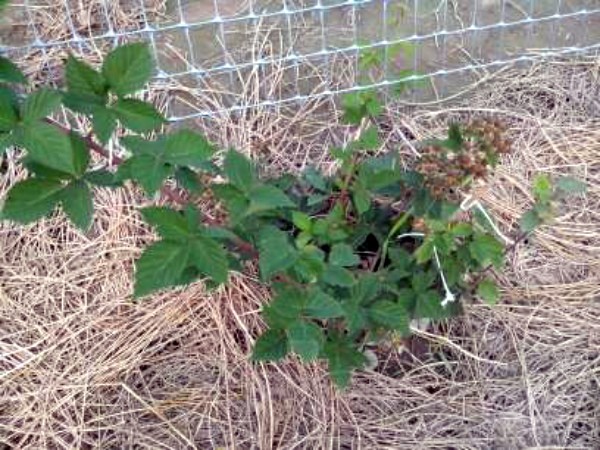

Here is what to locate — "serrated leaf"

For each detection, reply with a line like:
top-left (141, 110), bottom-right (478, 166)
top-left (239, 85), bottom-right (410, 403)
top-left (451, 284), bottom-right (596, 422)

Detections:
top-left (21, 123), bottom-right (78, 175)
top-left (60, 179), bottom-right (93, 230)
top-left (102, 43), bottom-right (153, 97)
top-left (246, 184), bottom-right (295, 215)
top-left (469, 234), bottom-right (504, 268)
top-left (263, 285), bottom-right (306, 329)
top-left (66, 55), bottom-right (105, 95)
top-left (62, 91), bottom-right (107, 115)
top-left (0, 56), bottom-right (26, 84)
top-left (532, 173), bottom-right (552, 203)
top-left (252, 329), bottom-right (289, 361)
top-left (21, 89), bottom-right (62, 123)
top-left (212, 183), bottom-right (249, 223)
top-left (303, 166), bottom-right (328, 191)
top-left (329, 243), bottom-right (360, 267)
top-left (1, 178), bottom-right (64, 223)
top-left (84, 169), bottom-right (121, 187)
top-left (23, 159), bottom-right (72, 180)
top-left (322, 265), bottom-right (355, 287)
top-left (520, 209), bottom-right (541, 233)
top-left (0, 87), bottom-right (19, 131)
top-left (258, 226), bottom-right (297, 279)
top-left (134, 240), bottom-right (190, 298)
top-left (556, 176), bottom-right (586, 195)
top-left (223, 150), bottom-right (255, 191)
top-left (477, 278), bottom-right (500, 305)
top-left (91, 107), bottom-right (116, 144)
top-left (189, 235), bottom-right (229, 284)
top-left (305, 289), bottom-right (344, 319)
top-left (112, 98), bottom-right (164, 133)
top-left (162, 130), bottom-right (214, 167)
top-left (287, 321), bottom-right (323, 361)
top-left (356, 126), bottom-right (379, 150)
top-left (130, 154), bottom-right (173, 194)
top-left (369, 301), bottom-right (409, 335)
top-left (141, 207), bottom-right (191, 240)
top-left (323, 333), bottom-right (365, 388)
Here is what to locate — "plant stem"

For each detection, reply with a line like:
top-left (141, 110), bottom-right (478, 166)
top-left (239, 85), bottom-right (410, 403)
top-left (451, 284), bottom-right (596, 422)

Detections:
top-left (376, 209), bottom-right (412, 270)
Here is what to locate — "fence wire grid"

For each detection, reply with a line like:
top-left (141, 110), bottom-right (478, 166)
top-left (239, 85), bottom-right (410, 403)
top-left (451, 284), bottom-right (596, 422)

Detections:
top-left (1, 1), bottom-right (599, 121)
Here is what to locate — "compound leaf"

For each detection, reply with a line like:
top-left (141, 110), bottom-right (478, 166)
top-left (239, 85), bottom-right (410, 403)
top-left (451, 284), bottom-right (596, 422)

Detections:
top-left (141, 207), bottom-right (191, 240)
top-left (258, 226), bottom-right (297, 279)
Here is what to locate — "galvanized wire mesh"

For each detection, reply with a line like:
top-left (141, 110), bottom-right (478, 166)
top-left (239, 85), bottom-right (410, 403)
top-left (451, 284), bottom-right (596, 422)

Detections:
top-left (1, 1), bottom-right (599, 121)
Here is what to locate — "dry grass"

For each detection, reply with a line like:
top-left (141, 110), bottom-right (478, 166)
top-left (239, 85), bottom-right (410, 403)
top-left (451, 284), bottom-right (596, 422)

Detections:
top-left (1, 2), bottom-right (600, 449)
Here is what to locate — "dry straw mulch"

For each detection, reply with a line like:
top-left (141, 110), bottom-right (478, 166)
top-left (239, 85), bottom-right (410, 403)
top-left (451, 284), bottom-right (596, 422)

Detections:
top-left (1, 1), bottom-right (599, 448)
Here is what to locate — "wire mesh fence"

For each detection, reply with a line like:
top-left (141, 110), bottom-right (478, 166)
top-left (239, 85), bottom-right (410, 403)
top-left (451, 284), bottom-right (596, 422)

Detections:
top-left (1, 1), bottom-right (599, 121)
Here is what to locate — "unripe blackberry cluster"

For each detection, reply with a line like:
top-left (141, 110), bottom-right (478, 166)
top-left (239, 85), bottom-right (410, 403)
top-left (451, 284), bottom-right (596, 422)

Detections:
top-left (415, 119), bottom-right (512, 199)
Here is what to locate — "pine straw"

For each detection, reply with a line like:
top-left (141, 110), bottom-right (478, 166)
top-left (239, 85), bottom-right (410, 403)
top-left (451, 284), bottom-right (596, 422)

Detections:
top-left (1, 18), bottom-right (600, 450)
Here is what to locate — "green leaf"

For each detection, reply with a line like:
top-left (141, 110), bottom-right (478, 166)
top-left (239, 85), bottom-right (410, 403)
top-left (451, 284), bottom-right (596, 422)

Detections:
top-left (141, 207), bottom-right (191, 240)
top-left (451, 222), bottom-right (473, 237)
top-left (532, 173), bottom-right (552, 203)
top-left (175, 167), bottom-right (203, 194)
top-left (102, 43), bottom-right (153, 97)
top-left (0, 87), bottom-right (19, 131)
top-left (323, 333), bottom-right (365, 388)
top-left (21, 89), bottom-right (62, 123)
top-left (469, 234), bottom-right (504, 268)
top-left (258, 226), bottom-right (297, 279)
top-left (414, 238), bottom-right (434, 264)
top-left (445, 123), bottom-right (463, 150)
top-left (223, 150), bottom-right (255, 191)
top-left (0, 56), bottom-right (26, 84)
top-left (329, 243), bottom-right (360, 267)
top-left (556, 176), bottom-right (586, 195)
top-left (84, 169), bottom-right (121, 187)
top-left (66, 55), bottom-right (105, 95)
top-left (1, 178), bottom-right (63, 223)
top-left (134, 240), bottom-right (190, 297)
top-left (112, 98), bottom-right (164, 132)
top-left (369, 301), bottom-right (410, 335)
top-left (163, 130), bottom-right (214, 167)
top-left (292, 211), bottom-right (312, 232)
top-left (62, 91), bottom-right (107, 115)
top-left (23, 159), bottom-right (71, 180)
top-left (262, 286), bottom-right (305, 329)
top-left (130, 154), bottom-right (173, 194)
top-left (69, 132), bottom-right (90, 177)
top-left (252, 329), bottom-right (289, 361)
top-left (246, 184), bottom-right (295, 215)
top-left (520, 209), bottom-right (541, 233)
top-left (287, 321), bottom-right (323, 361)
top-left (305, 289), bottom-right (344, 319)
top-left (21, 123), bottom-right (78, 175)
top-left (477, 278), bottom-right (500, 305)
top-left (212, 183), bottom-right (249, 223)
top-left (91, 107), bottom-right (116, 144)
top-left (414, 290), bottom-right (455, 320)
top-left (60, 179), bottom-right (93, 230)
top-left (352, 182), bottom-right (370, 215)
top-left (189, 235), bottom-right (229, 284)
top-left (322, 265), bottom-right (355, 287)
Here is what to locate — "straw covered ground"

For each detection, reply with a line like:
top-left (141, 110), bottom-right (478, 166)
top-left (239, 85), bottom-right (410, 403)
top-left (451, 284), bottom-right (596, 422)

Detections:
top-left (1, 1), bottom-right (599, 449)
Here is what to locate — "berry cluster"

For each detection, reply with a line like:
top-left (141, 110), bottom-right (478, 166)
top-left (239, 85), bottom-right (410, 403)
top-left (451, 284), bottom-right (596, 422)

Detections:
top-left (416, 119), bottom-right (512, 199)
